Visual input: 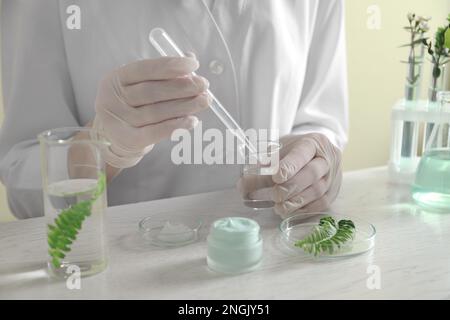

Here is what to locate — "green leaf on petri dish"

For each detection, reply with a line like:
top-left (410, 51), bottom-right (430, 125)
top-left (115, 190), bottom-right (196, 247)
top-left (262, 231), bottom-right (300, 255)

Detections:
top-left (295, 216), bottom-right (356, 256)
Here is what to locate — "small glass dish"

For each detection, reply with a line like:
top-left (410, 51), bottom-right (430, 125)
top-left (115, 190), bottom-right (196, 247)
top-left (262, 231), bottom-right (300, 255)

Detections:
top-left (139, 215), bottom-right (202, 248)
top-left (279, 212), bottom-right (376, 258)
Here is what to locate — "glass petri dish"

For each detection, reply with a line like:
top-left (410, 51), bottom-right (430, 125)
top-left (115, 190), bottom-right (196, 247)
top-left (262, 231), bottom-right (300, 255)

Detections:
top-left (139, 215), bottom-right (202, 248)
top-left (279, 212), bottom-right (376, 258)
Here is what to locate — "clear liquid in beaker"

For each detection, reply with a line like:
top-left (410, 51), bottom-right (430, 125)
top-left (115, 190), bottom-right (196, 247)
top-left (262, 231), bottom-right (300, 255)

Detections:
top-left (243, 200), bottom-right (275, 210)
top-left (241, 172), bottom-right (276, 209)
top-left (412, 149), bottom-right (450, 212)
top-left (45, 178), bottom-right (107, 278)
top-left (241, 141), bottom-right (281, 210)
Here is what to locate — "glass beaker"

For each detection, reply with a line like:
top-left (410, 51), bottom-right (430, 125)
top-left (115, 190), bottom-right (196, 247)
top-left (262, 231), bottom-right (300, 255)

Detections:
top-left (38, 127), bottom-right (109, 278)
top-left (239, 140), bottom-right (281, 210)
top-left (412, 92), bottom-right (450, 212)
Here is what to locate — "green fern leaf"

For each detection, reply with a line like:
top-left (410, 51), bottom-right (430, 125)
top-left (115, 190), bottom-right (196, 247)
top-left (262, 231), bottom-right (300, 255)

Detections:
top-left (295, 216), bottom-right (356, 256)
top-left (47, 173), bottom-right (106, 268)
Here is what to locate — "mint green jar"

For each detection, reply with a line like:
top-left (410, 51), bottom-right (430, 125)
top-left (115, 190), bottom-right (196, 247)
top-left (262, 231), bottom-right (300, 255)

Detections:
top-left (207, 217), bottom-right (263, 274)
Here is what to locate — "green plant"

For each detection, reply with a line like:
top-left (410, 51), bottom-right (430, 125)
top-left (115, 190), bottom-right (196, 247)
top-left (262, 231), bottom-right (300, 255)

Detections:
top-left (295, 216), bottom-right (356, 256)
top-left (423, 14), bottom-right (450, 102)
top-left (47, 173), bottom-right (106, 268)
top-left (401, 13), bottom-right (430, 100)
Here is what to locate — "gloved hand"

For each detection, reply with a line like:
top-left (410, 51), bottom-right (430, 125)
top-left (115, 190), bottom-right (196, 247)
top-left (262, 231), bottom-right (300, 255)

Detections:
top-left (238, 133), bottom-right (343, 219)
top-left (92, 55), bottom-right (210, 168)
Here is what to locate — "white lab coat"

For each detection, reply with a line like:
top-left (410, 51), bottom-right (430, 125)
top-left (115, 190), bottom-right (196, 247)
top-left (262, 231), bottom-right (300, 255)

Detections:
top-left (0, 0), bottom-right (348, 219)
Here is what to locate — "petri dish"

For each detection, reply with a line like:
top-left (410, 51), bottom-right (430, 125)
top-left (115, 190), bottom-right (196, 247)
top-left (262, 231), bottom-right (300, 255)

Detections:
top-left (279, 212), bottom-right (376, 258)
top-left (139, 215), bottom-right (202, 248)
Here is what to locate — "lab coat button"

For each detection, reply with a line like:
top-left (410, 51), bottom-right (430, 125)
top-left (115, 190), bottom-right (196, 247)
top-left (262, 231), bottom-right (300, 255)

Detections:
top-left (209, 60), bottom-right (224, 75)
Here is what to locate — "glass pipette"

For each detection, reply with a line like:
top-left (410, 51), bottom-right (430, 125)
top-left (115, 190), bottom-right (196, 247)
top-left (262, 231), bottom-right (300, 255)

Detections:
top-left (148, 28), bottom-right (257, 154)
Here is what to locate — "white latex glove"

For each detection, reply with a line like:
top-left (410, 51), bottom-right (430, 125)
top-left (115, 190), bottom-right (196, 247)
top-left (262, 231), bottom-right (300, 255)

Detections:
top-left (238, 133), bottom-right (343, 219)
top-left (92, 55), bottom-right (210, 168)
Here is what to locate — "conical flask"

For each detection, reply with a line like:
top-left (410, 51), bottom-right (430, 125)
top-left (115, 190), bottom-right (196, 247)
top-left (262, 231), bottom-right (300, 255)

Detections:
top-left (412, 91), bottom-right (450, 212)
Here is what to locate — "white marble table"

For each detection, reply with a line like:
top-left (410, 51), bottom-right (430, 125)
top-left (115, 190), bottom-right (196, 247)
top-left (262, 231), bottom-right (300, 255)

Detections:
top-left (0, 167), bottom-right (449, 299)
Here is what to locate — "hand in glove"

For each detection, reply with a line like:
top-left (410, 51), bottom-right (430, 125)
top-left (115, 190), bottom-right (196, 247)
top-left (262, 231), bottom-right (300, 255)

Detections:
top-left (92, 55), bottom-right (210, 169)
top-left (238, 133), bottom-right (343, 219)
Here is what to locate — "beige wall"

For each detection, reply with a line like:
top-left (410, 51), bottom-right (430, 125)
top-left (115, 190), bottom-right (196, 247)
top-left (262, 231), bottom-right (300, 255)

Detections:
top-left (344, 0), bottom-right (450, 170)
top-left (1, 1), bottom-right (450, 222)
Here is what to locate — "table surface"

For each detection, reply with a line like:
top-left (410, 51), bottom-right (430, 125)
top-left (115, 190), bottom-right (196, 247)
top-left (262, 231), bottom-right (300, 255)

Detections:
top-left (1, 167), bottom-right (449, 300)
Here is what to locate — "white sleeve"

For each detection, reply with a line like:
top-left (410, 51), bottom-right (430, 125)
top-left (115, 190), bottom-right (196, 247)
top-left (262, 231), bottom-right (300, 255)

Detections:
top-left (0, 0), bottom-right (79, 219)
top-left (292, 0), bottom-right (349, 150)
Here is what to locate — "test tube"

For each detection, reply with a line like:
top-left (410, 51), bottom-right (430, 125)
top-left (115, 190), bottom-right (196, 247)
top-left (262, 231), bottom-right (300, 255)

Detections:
top-left (149, 28), bottom-right (256, 154)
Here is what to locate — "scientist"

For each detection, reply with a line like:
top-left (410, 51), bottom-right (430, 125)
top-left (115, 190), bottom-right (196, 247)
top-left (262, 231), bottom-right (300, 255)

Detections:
top-left (0, 0), bottom-right (348, 219)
